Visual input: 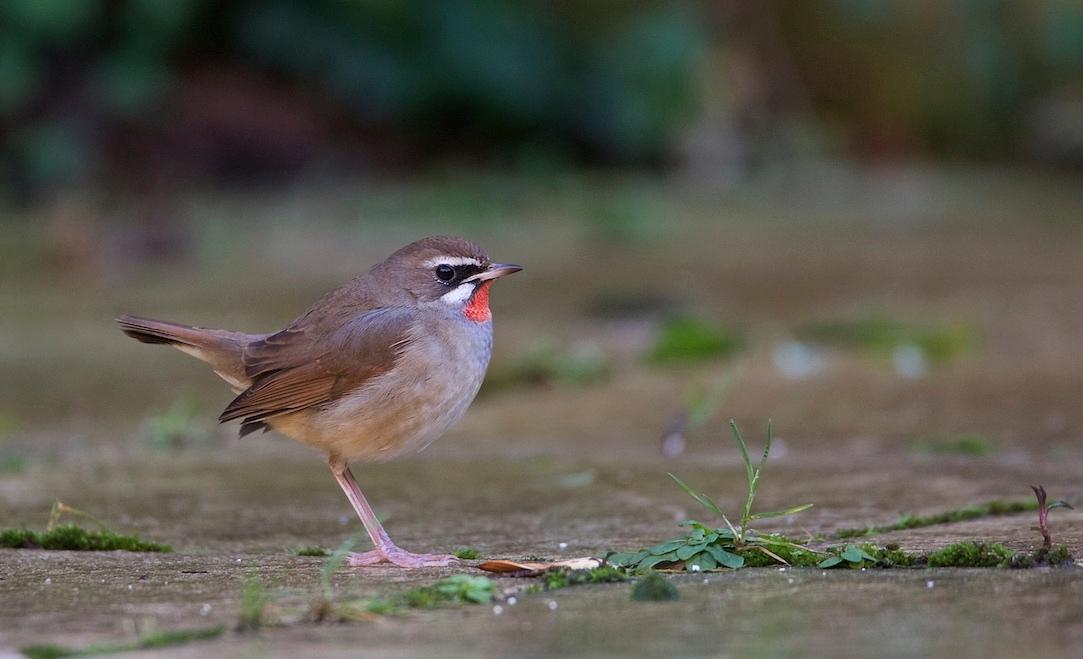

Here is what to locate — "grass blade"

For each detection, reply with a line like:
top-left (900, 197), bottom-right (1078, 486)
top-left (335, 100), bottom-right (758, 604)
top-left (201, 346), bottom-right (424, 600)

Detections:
top-left (749, 504), bottom-right (814, 520)
top-left (729, 419), bottom-right (755, 489)
top-left (667, 473), bottom-right (726, 519)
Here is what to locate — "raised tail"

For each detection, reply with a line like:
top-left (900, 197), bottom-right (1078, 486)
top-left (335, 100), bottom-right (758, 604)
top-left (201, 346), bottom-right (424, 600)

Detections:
top-left (116, 314), bottom-right (261, 391)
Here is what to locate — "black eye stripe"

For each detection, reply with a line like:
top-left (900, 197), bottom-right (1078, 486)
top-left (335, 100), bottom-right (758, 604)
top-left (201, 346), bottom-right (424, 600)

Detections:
top-left (433, 262), bottom-right (484, 285)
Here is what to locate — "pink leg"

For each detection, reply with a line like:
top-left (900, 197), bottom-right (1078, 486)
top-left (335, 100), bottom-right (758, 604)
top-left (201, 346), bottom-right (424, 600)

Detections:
top-left (328, 458), bottom-right (458, 568)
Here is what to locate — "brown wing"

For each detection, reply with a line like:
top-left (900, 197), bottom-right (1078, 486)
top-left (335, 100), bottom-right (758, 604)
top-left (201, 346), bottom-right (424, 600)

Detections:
top-left (219, 306), bottom-right (417, 436)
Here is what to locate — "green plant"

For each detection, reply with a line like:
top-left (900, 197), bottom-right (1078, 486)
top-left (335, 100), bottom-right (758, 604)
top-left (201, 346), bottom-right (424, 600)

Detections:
top-left (1031, 484), bottom-right (1073, 551)
top-left (609, 420), bottom-right (814, 571)
top-left (452, 547), bottom-right (482, 560)
top-left (236, 572), bottom-right (268, 632)
top-left (295, 546), bottom-right (327, 557)
top-left (817, 544), bottom-right (879, 568)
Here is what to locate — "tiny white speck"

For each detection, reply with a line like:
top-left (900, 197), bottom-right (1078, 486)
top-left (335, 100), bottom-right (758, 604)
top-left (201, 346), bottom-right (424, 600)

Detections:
top-left (778, 567), bottom-right (787, 572)
top-left (927, 580), bottom-right (935, 589)
top-left (507, 597), bottom-right (517, 606)
top-left (702, 578), bottom-right (709, 584)
top-left (547, 600), bottom-right (558, 610)
top-left (690, 564), bottom-right (701, 572)
top-left (558, 542), bottom-right (568, 550)
top-left (44, 577), bottom-right (51, 585)
top-left (787, 578), bottom-right (795, 584)
top-left (200, 603), bottom-right (212, 616)
top-left (861, 567), bottom-right (867, 572)
top-left (127, 584), bottom-right (133, 590)
top-left (492, 605), bottom-right (503, 615)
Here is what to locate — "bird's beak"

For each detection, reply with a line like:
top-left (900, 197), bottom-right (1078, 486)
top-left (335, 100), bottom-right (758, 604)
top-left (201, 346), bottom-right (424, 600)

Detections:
top-left (465, 263), bottom-right (523, 283)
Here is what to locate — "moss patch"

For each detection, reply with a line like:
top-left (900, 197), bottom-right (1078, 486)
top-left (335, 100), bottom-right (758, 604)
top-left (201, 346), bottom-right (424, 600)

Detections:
top-left (832, 499), bottom-right (1037, 539)
top-left (0, 524), bottom-right (171, 552)
top-left (294, 546), bottom-right (328, 557)
top-left (452, 547), bottom-right (482, 560)
top-left (631, 572), bottom-right (679, 601)
top-left (21, 625), bottom-right (223, 658)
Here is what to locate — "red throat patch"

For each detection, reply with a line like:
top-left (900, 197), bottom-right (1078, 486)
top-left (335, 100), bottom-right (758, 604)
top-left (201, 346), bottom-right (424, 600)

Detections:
top-left (464, 280), bottom-right (493, 322)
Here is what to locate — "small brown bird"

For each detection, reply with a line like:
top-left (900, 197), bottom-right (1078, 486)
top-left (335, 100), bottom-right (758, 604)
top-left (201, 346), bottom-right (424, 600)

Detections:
top-left (117, 236), bottom-right (521, 567)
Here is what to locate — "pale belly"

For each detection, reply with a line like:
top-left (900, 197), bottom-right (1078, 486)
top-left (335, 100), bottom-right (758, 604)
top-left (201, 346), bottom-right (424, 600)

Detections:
top-left (269, 320), bottom-right (492, 462)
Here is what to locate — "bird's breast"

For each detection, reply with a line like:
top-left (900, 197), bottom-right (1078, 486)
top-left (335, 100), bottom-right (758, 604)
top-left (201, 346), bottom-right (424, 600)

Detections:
top-left (309, 318), bottom-right (493, 462)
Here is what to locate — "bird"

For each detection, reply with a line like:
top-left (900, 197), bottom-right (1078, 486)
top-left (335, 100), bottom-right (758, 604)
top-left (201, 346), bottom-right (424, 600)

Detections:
top-left (117, 235), bottom-right (521, 567)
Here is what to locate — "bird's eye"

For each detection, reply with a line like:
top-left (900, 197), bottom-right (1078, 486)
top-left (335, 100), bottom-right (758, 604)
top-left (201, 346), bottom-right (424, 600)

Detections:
top-left (435, 264), bottom-right (456, 283)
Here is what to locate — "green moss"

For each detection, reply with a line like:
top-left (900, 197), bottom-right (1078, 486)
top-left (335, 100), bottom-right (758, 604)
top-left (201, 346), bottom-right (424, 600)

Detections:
top-left (534, 566), bottom-right (628, 592)
top-left (795, 314), bottom-right (977, 362)
top-left (21, 625), bottom-right (224, 658)
top-left (294, 546), bottom-right (328, 557)
top-left (0, 524), bottom-right (171, 552)
top-left (452, 547), bottom-right (482, 560)
top-left (385, 575), bottom-right (494, 611)
top-left (236, 574), bottom-right (267, 632)
top-left (648, 316), bottom-right (741, 365)
top-left (631, 572), bottom-right (679, 602)
top-left (926, 541), bottom-right (1014, 567)
top-left (832, 499), bottom-right (1037, 539)
top-left (913, 434), bottom-right (994, 456)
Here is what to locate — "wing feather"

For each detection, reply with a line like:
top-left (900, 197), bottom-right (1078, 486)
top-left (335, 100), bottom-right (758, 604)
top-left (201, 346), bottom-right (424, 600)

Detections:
top-left (219, 306), bottom-right (416, 432)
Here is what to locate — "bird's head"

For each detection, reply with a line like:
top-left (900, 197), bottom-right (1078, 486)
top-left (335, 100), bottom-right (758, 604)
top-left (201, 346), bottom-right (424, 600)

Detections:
top-left (373, 235), bottom-right (522, 321)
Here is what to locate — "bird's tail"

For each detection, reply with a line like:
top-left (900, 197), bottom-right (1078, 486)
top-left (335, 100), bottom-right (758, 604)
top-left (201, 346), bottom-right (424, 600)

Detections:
top-left (116, 314), bottom-right (259, 390)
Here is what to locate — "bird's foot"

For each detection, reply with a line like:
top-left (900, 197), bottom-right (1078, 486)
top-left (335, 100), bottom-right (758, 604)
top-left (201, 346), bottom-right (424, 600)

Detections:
top-left (347, 546), bottom-right (459, 568)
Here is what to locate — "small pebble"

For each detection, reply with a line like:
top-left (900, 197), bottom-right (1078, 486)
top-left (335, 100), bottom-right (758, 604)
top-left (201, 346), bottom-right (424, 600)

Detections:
top-left (127, 584), bottom-right (133, 591)
top-left (200, 603), bottom-right (212, 616)
top-left (492, 605), bottom-right (504, 615)
top-left (44, 578), bottom-right (51, 585)
top-left (547, 600), bottom-right (558, 611)
top-left (507, 597), bottom-right (517, 606)
top-left (702, 578), bottom-right (709, 584)
top-left (787, 578), bottom-right (795, 584)
top-left (926, 580), bottom-right (935, 589)
top-left (558, 542), bottom-right (568, 550)
top-left (689, 564), bottom-right (701, 573)
top-left (778, 567), bottom-right (787, 572)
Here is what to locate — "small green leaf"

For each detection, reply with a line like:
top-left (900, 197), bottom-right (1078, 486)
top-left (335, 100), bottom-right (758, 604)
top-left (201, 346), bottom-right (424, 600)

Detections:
top-left (607, 551), bottom-right (648, 567)
top-left (818, 556), bottom-right (844, 568)
top-left (648, 539), bottom-right (688, 555)
top-left (706, 544), bottom-right (745, 569)
top-left (685, 551), bottom-right (717, 572)
top-left (638, 551), bottom-right (680, 572)
top-left (749, 504), bottom-right (814, 520)
top-left (676, 542), bottom-right (708, 560)
top-left (840, 544), bottom-right (876, 563)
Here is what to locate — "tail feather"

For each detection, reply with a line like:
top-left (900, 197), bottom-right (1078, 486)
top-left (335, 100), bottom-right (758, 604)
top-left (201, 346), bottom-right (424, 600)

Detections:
top-left (117, 315), bottom-right (202, 346)
top-left (116, 314), bottom-right (260, 391)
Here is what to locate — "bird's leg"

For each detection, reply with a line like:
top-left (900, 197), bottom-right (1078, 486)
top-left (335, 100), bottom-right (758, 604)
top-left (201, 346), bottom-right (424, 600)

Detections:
top-left (328, 458), bottom-right (458, 568)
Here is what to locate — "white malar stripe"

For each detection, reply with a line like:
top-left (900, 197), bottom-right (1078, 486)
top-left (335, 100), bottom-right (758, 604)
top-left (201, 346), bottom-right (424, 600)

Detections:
top-left (423, 256), bottom-right (482, 268)
top-left (441, 282), bottom-right (476, 304)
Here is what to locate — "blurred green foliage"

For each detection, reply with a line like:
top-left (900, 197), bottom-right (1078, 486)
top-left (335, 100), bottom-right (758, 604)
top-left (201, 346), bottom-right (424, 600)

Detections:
top-left (648, 316), bottom-right (742, 366)
top-left (1, 0), bottom-right (1081, 196)
top-left (0, 0), bottom-right (705, 195)
top-left (795, 314), bottom-right (977, 363)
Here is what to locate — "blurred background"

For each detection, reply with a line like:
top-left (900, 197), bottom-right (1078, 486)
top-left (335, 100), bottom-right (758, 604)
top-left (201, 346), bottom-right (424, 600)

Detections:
top-left (2, 0), bottom-right (1083, 493)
